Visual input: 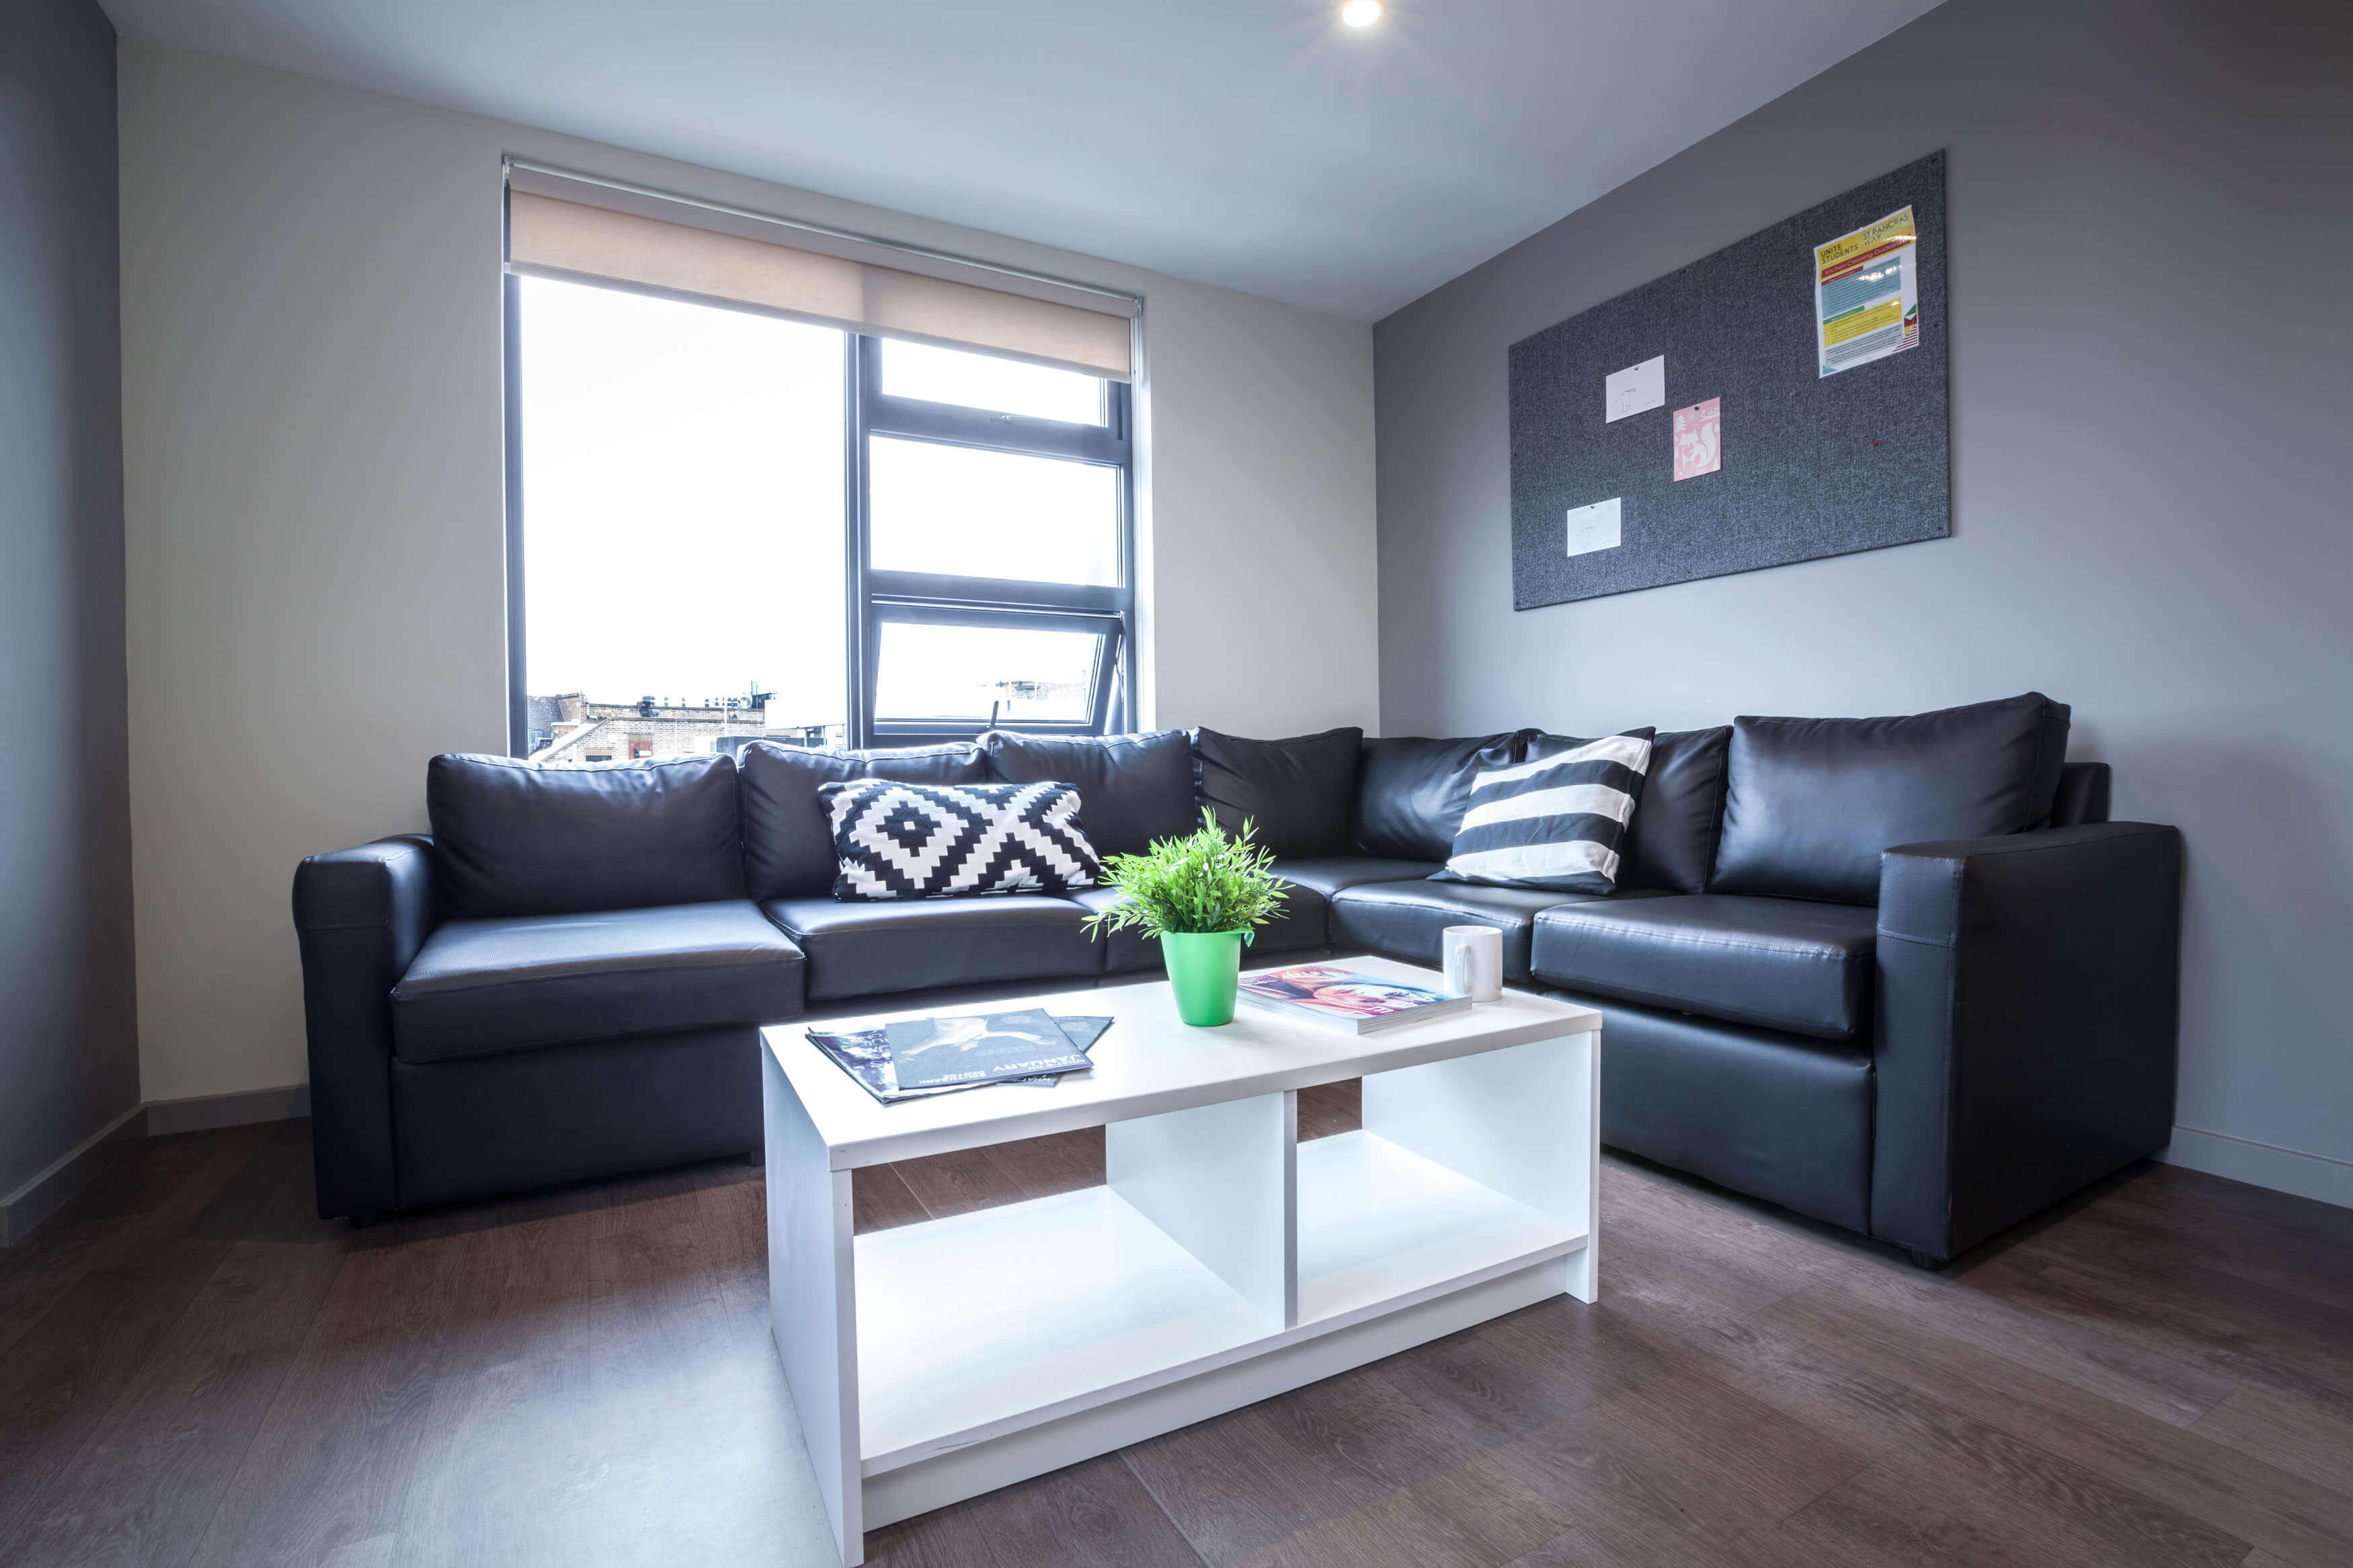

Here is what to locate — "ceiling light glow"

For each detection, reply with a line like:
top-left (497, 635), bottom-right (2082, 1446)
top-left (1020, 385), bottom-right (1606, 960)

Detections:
top-left (1341, 1), bottom-right (1383, 28)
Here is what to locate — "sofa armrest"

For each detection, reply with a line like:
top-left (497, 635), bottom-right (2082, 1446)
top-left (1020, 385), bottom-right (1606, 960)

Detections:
top-left (1872, 822), bottom-right (2182, 1262)
top-left (292, 835), bottom-right (437, 1219)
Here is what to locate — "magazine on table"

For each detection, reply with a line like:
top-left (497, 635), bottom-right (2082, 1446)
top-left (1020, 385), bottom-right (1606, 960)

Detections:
top-left (888, 1015), bottom-right (1111, 1097)
top-left (1236, 964), bottom-right (1472, 1035)
top-left (805, 1011), bottom-right (1109, 1104)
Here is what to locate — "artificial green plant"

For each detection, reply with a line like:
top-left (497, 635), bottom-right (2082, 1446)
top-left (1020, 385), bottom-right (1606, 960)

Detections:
top-left (1082, 809), bottom-right (1291, 940)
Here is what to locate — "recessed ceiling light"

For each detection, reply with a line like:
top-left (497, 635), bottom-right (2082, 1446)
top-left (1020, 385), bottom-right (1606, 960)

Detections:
top-left (1341, 1), bottom-right (1383, 28)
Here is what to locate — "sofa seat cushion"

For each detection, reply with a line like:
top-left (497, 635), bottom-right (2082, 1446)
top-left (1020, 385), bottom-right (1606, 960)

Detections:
top-left (1568, 995), bottom-right (1874, 1234)
top-left (763, 893), bottom-right (1101, 1001)
top-left (1271, 857), bottom-right (1445, 903)
top-left (1069, 881), bottom-right (1329, 975)
top-left (391, 901), bottom-right (805, 1064)
top-left (1531, 893), bottom-right (1878, 1041)
top-left (1330, 879), bottom-right (1622, 983)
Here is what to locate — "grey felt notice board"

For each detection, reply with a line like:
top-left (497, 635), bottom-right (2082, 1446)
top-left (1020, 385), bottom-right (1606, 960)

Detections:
top-left (1508, 153), bottom-right (1948, 608)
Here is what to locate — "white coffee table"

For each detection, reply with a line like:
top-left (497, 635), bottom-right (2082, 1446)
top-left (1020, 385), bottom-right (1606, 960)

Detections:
top-left (761, 956), bottom-right (1602, 1565)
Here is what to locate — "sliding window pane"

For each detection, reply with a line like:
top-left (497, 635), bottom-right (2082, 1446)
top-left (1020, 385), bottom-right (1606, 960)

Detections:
top-left (873, 622), bottom-right (1100, 723)
top-left (518, 276), bottom-right (845, 762)
top-left (880, 338), bottom-right (1106, 425)
top-left (869, 438), bottom-right (1117, 587)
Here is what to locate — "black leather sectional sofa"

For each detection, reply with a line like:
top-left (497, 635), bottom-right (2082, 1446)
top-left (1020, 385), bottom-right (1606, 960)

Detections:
top-left (293, 694), bottom-right (2182, 1265)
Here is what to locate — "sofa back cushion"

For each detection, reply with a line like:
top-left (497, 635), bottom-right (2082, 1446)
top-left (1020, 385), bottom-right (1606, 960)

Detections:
top-left (740, 741), bottom-right (987, 901)
top-left (2050, 761), bottom-right (2111, 827)
top-left (1354, 734), bottom-right (1521, 862)
top-left (985, 729), bottom-right (1197, 859)
top-left (1616, 727), bottom-right (1731, 894)
top-left (427, 753), bottom-right (744, 918)
top-left (1193, 726), bottom-right (1362, 858)
top-left (1710, 693), bottom-right (2072, 905)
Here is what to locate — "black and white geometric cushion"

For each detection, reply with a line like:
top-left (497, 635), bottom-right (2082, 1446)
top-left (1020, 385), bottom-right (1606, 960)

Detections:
top-left (1442, 729), bottom-right (1655, 895)
top-left (817, 779), bottom-right (1101, 901)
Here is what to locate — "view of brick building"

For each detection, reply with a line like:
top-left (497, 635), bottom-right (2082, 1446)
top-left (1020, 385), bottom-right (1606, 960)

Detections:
top-left (526, 692), bottom-right (843, 764)
top-left (524, 674), bottom-right (1088, 764)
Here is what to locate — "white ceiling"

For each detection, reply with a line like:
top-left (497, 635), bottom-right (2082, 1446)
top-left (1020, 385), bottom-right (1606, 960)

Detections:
top-left (100, 0), bottom-right (1944, 320)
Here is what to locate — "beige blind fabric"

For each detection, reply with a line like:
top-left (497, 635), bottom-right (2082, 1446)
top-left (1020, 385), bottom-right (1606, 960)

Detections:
top-left (508, 190), bottom-right (1133, 381)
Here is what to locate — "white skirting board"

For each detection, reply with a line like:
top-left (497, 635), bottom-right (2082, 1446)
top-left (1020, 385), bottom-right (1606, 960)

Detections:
top-left (0, 1102), bottom-right (147, 1247)
top-left (2163, 1126), bottom-right (2353, 1211)
top-left (0, 1083), bottom-right (314, 1247)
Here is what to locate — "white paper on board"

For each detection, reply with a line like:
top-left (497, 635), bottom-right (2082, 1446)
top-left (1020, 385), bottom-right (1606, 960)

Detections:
top-left (1566, 497), bottom-right (1622, 556)
top-left (1604, 357), bottom-right (1665, 422)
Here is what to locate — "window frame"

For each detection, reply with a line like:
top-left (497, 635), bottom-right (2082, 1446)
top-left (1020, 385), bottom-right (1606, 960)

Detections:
top-left (851, 335), bottom-right (1133, 748)
top-left (504, 282), bottom-right (1136, 757)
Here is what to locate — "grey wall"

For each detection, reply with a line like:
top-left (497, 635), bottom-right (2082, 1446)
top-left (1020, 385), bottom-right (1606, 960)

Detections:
top-left (0, 0), bottom-right (141, 1206)
top-left (1374, 0), bottom-right (2353, 1202)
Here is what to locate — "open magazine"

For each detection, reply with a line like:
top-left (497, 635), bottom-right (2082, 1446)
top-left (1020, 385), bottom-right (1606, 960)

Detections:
top-left (1236, 964), bottom-right (1470, 1035)
top-left (806, 1010), bottom-right (1111, 1105)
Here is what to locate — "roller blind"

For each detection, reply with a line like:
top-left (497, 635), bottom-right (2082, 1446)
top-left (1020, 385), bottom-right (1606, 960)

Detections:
top-left (506, 180), bottom-right (1135, 382)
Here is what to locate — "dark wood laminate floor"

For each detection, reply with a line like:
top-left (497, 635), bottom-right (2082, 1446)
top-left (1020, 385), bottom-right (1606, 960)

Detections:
top-left (5, 1094), bottom-right (2351, 1567)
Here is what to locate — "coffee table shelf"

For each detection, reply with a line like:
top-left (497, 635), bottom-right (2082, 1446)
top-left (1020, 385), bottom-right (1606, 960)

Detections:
top-left (1296, 1130), bottom-right (1585, 1325)
top-left (854, 1184), bottom-right (1275, 1470)
top-left (762, 959), bottom-right (1600, 1565)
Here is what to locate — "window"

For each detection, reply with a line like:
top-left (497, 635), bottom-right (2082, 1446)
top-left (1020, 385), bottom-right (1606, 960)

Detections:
top-left (855, 337), bottom-right (1131, 747)
top-left (509, 284), bottom-right (1132, 762)
top-left (514, 276), bottom-right (848, 763)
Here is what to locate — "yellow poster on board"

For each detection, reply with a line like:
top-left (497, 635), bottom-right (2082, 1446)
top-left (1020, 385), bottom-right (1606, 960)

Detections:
top-left (1815, 206), bottom-right (1919, 376)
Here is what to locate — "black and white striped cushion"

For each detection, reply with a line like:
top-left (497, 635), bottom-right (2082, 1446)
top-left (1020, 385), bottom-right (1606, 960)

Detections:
top-left (818, 778), bottom-right (1101, 901)
top-left (1443, 730), bottom-right (1655, 894)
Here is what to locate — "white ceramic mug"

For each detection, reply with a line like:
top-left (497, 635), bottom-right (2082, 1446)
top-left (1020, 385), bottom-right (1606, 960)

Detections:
top-left (1441, 924), bottom-right (1505, 1003)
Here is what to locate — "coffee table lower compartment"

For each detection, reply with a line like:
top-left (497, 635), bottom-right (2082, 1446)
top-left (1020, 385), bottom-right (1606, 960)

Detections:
top-left (862, 1253), bottom-right (1577, 1533)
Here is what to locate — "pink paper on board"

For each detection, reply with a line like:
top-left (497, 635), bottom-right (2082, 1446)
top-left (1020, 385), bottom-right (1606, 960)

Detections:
top-left (1673, 397), bottom-right (1722, 481)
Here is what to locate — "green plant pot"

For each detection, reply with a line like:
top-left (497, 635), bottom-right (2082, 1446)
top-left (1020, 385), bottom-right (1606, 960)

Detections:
top-left (1161, 930), bottom-right (1246, 1026)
